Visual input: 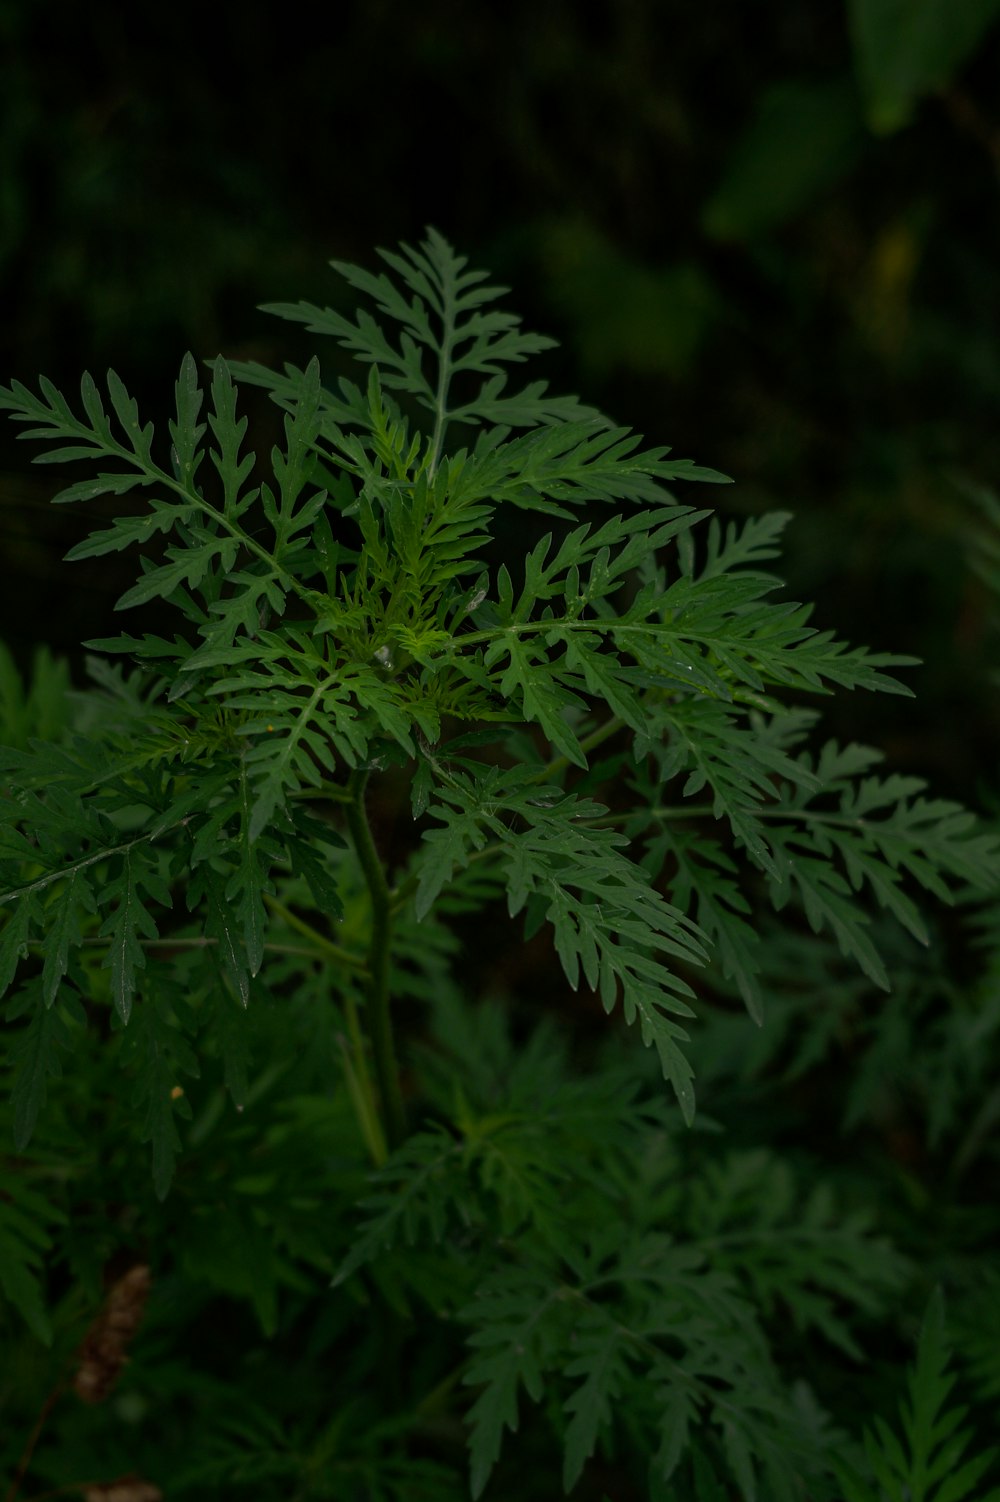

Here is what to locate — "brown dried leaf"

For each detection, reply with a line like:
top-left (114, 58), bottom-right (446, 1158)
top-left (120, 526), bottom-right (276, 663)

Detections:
top-left (73, 1264), bottom-right (151, 1405)
top-left (82, 1475), bottom-right (163, 1502)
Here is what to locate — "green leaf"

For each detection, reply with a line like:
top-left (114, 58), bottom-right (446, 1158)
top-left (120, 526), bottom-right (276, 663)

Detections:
top-left (417, 771), bottom-right (706, 1119)
top-left (562, 1325), bottom-right (630, 1489)
top-left (686, 1151), bottom-right (907, 1361)
top-left (703, 77), bottom-right (864, 240)
top-left (41, 870), bottom-right (97, 1005)
top-left (208, 356), bottom-right (256, 515)
top-left (762, 741), bottom-right (1000, 982)
top-left (773, 848), bottom-right (890, 990)
top-left (333, 1129), bottom-right (464, 1287)
top-left (848, 0), bottom-right (1000, 133)
top-left (837, 1289), bottom-right (1000, 1502)
top-left (6, 984), bottom-right (83, 1149)
top-left (203, 866), bottom-right (253, 1007)
top-left (0, 641), bottom-right (71, 749)
top-left (539, 221), bottom-right (725, 382)
top-left (690, 1450), bottom-right (731, 1502)
top-left (168, 350), bottom-right (206, 488)
top-left (415, 806), bottom-right (489, 921)
top-left (261, 228), bottom-right (602, 449)
top-left (653, 826), bottom-right (764, 1021)
top-left (180, 1200), bottom-right (280, 1335)
top-left (64, 497), bottom-right (197, 562)
top-left (100, 849), bottom-right (172, 1024)
top-left (655, 1391), bottom-right (696, 1486)
top-left (0, 894), bottom-right (37, 1001)
top-left (0, 1164), bottom-right (65, 1342)
top-left (462, 1268), bottom-right (556, 1499)
top-left (492, 636), bottom-right (587, 767)
top-left (121, 979), bottom-right (199, 1199)
top-left (207, 984), bottom-right (252, 1108)
top-left (286, 827), bottom-right (346, 919)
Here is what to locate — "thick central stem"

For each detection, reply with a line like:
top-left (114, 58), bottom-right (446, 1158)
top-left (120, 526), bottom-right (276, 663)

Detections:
top-left (346, 768), bottom-right (406, 1150)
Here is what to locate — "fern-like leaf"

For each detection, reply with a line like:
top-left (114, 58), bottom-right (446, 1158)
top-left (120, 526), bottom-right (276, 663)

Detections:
top-left (118, 977), bottom-right (199, 1198)
top-left (0, 1162), bottom-right (65, 1343)
top-left (837, 1290), bottom-right (1000, 1502)
top-left (332, 1129), bottom-right (466, 1287)
top-left (415, 767), bottom-right (707, 1120)
top-left (5, 982), bottom-right (85, 1150)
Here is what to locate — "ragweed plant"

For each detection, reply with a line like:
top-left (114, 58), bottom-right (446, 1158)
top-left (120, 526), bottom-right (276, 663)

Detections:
top-left (0, 232), bottom-right (997, 1500)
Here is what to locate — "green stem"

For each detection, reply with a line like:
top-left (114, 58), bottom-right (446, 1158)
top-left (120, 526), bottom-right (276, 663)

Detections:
top-left (0, 822), bottom-right (188, 907)
top-left (412, 1362), bottom-right (464, 1424)
top-left (23, 935), bottom-right (360, 965)
top-left (346, 768), bottom-right (406, 1150)
top-left (951, 1082), bottom-right (1000, 1180)
top-left (289, 785), bottom-right (355, 806)
top-left (427, 295), bottom-right (456, 478)
top-left (385, 719), bottom-right (626, 918)
top-left (529, 715), bottom-right (625, 785)
top-left (262, 892), bottom-right (385, 1164)
top-left (262, 893), bottom-right (369, 974)
top-left (337, 1032), bottom-right (388, 1167)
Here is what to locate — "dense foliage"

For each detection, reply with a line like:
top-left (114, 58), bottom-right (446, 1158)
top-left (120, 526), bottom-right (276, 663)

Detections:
top-left (1, 232), bottom-right (999, 1500)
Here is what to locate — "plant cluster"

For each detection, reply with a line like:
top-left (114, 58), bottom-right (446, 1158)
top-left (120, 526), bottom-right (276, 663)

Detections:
top-left (1, 233), bottom-right (998, 1500)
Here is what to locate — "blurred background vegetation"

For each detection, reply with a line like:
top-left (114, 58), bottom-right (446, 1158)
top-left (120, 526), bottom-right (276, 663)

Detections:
top-left (2, 0), bottom-right (999, 794)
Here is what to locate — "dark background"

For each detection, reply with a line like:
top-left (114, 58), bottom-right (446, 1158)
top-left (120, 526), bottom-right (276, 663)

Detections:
top-left (2, 0), bottom-right (999, 800)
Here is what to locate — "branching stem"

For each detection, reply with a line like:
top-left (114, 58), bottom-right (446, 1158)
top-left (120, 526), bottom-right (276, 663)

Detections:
top-left (427, 276), bottom-right (456, 478)
top-left (261, 894), bottom-right (368, 974)
top-left (262, 891), bottom-right (386, 1162)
